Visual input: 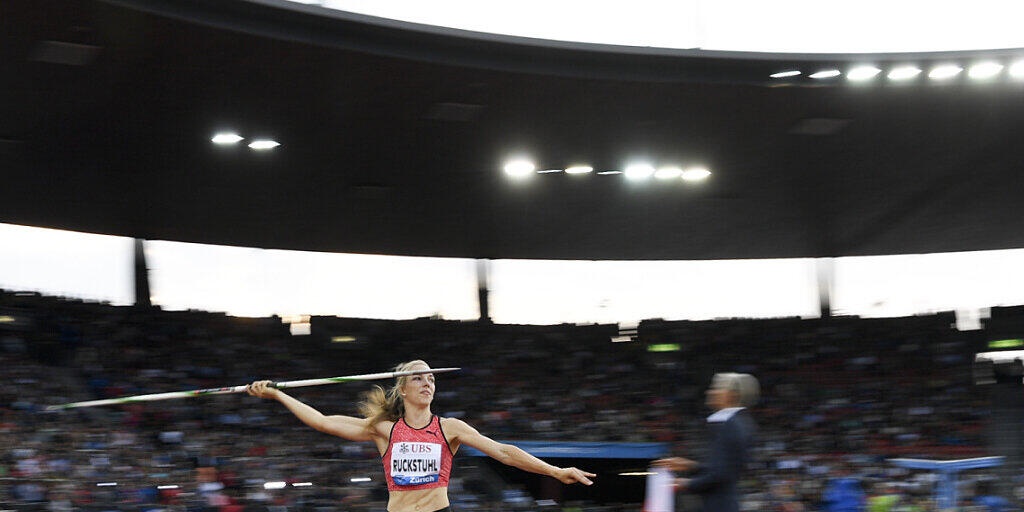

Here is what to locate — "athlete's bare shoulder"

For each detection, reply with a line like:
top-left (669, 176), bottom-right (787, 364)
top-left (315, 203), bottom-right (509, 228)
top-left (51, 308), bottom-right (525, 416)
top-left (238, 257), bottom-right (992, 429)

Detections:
top-left (439, 416), bottom-right (469, 431)
top-left (373, 418), bottom-right (397, 438)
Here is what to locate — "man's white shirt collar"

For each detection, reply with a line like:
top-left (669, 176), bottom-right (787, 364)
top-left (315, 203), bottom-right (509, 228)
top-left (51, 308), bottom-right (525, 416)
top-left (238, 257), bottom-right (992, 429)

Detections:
top-left (707, 407), bottom-right (744, 423)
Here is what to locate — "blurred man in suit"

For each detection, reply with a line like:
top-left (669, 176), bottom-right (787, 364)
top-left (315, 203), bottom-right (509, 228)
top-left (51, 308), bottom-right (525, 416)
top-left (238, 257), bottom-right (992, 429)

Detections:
top-left (655, 373), bottom-right (759, 512)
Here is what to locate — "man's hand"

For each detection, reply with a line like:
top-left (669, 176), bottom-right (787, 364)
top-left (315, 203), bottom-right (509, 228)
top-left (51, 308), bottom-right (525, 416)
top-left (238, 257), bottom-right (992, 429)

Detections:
top-left (554, 467), bottom-right (596, 485)
top-left (653, 457), bottom-right (697, 472)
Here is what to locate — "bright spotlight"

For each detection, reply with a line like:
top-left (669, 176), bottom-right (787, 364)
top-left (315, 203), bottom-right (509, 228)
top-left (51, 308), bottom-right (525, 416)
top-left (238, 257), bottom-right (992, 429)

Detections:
top-left (292, 482), bottom-right (313, 487)
top-left (211, 133), bottom-right (243, 144)
top-left (888, 66), bottom-right (922, 81)
top-left (1010, 61), bottom-right (1024, 78)
top-left (564, 165), bottom-right (593, 175)
top-left (350, 477), bottom-right (372, 483)
top-left (681, 168), bottom-right (711, 182)
top-left (847, 66), bottom-right (881, 81)
top-left (264, 482), bottom-right (287, 490)
top-left (624, 163), bottom-right (655, 181)
top-left (537, 169), bottom-right (562, 174)
top-left (503, 159), bottom-right (535, 178)
top-left (654, 166), bottom-right (682, 179)
top-left (597, 170), bottom-right (622, 175)
top-left (770, 70), bottom-right (801, 78)
top-left (248, 140), bottom-right (280, 150)
top-left (968, 62), bottom-right (1004, 79)
top-left (809, 70), bottom-right (841, 79)
top-left (928, 65), bottom-right (963, 80)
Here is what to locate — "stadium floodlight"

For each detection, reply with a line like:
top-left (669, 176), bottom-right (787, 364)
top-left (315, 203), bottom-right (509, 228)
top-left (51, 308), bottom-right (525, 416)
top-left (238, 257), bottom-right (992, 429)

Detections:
top-left (264, 482), bottom-right (287, 490)
top-left (1010, 61), bottom-right (1024, 78)
top-left (503, 159), bottom-right (535, 178)
top-left (350, 477), bottom-right (372, 483)
top-left (654, 166), bottom-right (682, 179)
top-left (564, 165), bottom-right (593, 175)
top-left (847, 66), bottom-right (881, 81)
top-left (624, 163), bottom-right (655, 181)
top-left (537, 169), bottom-right (562, 174)
top-left (211, 133), bottom-right (243, 144)
top-left (597, 170), bottom-right (623, 175)
top-left (248, 139), bottom-right (280, 150)
top-left (292, 482), bottom-right (313, 487)
top-left (809, 69), bottom-right (841, 79)
top-left (157, 485), bottom-right (179, 490)
top-left (681, 167), bottom-right (711, 182)
top-left (888, 66), bottom-right (921, 81)
top-left (928, 65), bottom-right (963, 80)
top-left (968, 62), bottom-right (1004, 79)
top-left (770, 70), bottom-right (801, 78)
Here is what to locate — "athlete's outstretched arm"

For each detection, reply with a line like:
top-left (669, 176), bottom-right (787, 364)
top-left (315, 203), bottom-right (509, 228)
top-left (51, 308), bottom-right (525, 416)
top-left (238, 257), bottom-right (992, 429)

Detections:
top-left (246, 380), bottom-right (376, 442)
top-left (445, 418), bottom-right (595, 485)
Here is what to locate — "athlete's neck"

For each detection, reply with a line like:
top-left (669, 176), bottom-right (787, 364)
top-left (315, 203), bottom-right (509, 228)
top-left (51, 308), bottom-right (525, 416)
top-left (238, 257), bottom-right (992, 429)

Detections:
top-left (404, 405), bottom-right (432, 428)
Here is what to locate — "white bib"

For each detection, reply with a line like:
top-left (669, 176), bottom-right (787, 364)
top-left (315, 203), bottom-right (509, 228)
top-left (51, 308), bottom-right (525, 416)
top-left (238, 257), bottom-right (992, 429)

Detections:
top-left (391, 442), bottom-right (442, 486)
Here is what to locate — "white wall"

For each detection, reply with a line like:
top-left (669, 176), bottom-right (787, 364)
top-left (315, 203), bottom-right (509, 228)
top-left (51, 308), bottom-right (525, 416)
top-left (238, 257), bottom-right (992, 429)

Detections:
top-left (297, 0), bottom-right (1024, 53)
top-left (0, 223), bottom-right (134, 305)
top-left (145, 240), bottom-right (479, 319)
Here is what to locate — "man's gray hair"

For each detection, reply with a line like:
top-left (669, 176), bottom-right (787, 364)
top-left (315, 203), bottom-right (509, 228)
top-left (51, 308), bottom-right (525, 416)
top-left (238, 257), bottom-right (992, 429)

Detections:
top-left (712, 373), bottom-right (760, 407)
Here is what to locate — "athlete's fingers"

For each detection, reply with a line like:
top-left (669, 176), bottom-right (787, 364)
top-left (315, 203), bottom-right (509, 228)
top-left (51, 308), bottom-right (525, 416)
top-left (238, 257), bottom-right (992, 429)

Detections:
top-left (570, 468), bottom-right (593, 485)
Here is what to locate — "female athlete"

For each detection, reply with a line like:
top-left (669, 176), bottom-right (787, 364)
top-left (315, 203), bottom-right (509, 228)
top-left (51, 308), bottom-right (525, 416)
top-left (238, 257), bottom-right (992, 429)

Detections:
top-left (246, 360), bottom-right (595, 512)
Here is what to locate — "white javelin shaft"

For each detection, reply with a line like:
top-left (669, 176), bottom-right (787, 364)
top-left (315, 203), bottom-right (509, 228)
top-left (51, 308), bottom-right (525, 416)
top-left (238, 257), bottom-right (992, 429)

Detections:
top-left (45, 367), bottom-right (459, 411)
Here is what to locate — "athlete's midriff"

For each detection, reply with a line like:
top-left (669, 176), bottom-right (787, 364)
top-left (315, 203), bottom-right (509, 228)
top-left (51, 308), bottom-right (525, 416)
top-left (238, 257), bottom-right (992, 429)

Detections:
top-left (387, 486), bottom-right (449, 512)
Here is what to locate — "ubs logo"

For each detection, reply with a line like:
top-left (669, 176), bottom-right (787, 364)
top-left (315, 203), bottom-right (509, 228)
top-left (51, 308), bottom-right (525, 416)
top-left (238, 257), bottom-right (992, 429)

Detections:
top-left (399, 444), bottom-right (409, 454)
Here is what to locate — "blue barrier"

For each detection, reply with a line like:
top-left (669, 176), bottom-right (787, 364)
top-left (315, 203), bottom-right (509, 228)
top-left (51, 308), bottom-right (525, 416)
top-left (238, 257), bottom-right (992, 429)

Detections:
top-left (460, 441), bottom-right (668, 459)
top-left (889, 456), bottom-right (1004, 509)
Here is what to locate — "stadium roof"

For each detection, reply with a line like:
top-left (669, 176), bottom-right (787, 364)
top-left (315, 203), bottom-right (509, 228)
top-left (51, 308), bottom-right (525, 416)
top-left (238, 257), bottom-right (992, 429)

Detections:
top-left (2, 0), bottom-right (1024, 260)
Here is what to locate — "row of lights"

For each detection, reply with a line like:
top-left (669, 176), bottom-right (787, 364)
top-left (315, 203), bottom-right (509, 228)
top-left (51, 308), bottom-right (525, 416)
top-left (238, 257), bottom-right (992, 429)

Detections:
top-left (504, 160), bottom-right (711, 182)
top-left (211, 132), bottom-right (281, 150)
top-left (771, 60), bottom-right (1024, 82)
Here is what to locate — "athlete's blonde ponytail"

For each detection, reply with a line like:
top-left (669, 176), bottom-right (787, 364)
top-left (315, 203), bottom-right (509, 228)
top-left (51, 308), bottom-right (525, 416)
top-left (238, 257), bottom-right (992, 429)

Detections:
top-left (359, 360), bottom-right (428, 427)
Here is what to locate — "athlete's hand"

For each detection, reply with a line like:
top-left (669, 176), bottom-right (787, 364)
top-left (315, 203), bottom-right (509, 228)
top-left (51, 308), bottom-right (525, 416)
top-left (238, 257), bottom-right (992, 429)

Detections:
top-left (653, 457), bottom-right (697, 472)
top-left (555, 467), bottom-right (595, 485)
top-left (246, 380), bottom-right (281, 400)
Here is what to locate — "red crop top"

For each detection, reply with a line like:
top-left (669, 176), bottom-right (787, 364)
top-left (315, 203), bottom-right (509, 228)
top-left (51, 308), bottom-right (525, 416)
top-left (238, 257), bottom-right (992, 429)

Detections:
top-left (382, 415), bottom-right (454, 491)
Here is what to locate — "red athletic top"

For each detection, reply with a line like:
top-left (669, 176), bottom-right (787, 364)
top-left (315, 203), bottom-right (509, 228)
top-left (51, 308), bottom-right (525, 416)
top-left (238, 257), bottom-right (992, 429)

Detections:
top-left (382, 415), bottom-right (454, 491)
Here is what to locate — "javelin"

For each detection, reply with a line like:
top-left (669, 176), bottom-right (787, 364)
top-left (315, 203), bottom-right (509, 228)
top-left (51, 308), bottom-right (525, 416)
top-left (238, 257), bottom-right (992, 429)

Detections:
top-left (45, 367), bottom-right (460, 411)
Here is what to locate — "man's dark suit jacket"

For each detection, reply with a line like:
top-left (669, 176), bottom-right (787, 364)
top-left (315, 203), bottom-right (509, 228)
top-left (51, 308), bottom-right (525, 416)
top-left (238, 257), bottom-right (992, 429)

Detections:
top-left (686, 408), bottom-right (757, 512)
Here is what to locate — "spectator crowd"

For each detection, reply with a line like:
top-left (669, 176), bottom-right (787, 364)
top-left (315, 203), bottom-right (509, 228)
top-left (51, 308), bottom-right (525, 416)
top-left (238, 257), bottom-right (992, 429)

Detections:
top-left (1, 289), bottom-right (1021, 512)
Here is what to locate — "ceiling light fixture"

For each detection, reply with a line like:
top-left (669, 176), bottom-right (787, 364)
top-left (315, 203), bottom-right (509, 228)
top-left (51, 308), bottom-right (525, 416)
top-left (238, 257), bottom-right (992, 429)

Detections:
top-left (1009, 61), bottom-right (1024, 78)
top-left (624, 163), bottom-right (655, 181)
top-left (928, 65), bottom-right (963, 80)
top-left (810, 69), bottom-right (841, 79)
top-left (968, 62), bottom-right (1003, 79)
top-left (503, 159), bottom-right (535, 178)
top-left (211, 133), bottom-right (243, 144)
top-left (888, 66), bottom-right (922, 80)
top-left (564, 165), bottom-right (593, 174)
top-left (248, 140), bottom-right (280, 150)
top-left (681, 168), bottom-right (712, 182)
top-left (847, 66), bottom-right (881, 81)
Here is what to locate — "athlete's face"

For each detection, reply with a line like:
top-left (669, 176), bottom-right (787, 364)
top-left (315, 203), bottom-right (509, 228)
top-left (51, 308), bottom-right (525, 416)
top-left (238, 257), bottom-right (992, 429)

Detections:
top-left (401, 364), bottom-right (435, 407)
